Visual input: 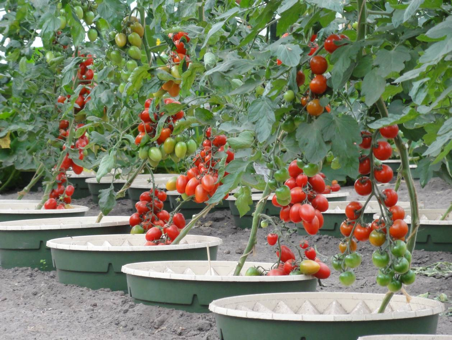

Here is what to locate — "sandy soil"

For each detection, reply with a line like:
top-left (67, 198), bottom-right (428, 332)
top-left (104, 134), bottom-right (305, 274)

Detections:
top-left (0, 178), bottom-right (451, 339)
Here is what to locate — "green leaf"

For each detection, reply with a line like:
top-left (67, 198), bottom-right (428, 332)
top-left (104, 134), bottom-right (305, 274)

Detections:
top-left (331, 43), bottom-right (361, 89)
top-left (127, 66), bottom-right (150, 95)
top-left (64, 5), bottom-right (85, 46)
top-left (423, 131), bottom-right (452, 158)
top-left (235, 186), bottom-right (253, 217)
top-left (306, 0), bottom-right (343, 12)
top-left (361, 68), bottom-right (386, 106)
top-left (98, 186), bottom-right (116, 216)
top-left (39, 10), bottom-right (60, 44)
top-left (248, 97), bottom-right (277, 143)
top-left (229, 79), bottom-right (262, 95)
top-left (228, 131), bottom-right (255, 149)
top-left (173, 116), bottom-right (198, 135)
top-left (202, 8), bottom-right (239, 48)
top-left (97, 0), bottom-right (125, 24)
top-left (207, 160), bottom-right (249, 203)
top-left (374, 46), bottom-right (411, 77)
top-left (368, 108), bottom-right (418, 129)
top-left (204, 55), bottom-right (256, 76)
top-left (419, 18), bottom-right (452, 63)
top-left (182, 62), bottom-right (204, 93)
top-left (277, 3), bottom-right (305, 36)
top-left (276, 44), bottom-right (303, 67)
top-left (296, 121), bottom-right (328, 164)
top-left (352, 55), bottom-right (373, 78)
top-left (96, 151), bottom-right (115, 182)
top-left (418, 85), bottom-right (452, 114)
top-left (403, 0), bottom-right (424, 22)
top-left (194, 108), bottom-right (215, 125)
top-left (417, 157), bottom-right (435, 188)
top-left (277, 0), bottom-right (298, 13)
top-left (382, 84), bottom-right (403, 100)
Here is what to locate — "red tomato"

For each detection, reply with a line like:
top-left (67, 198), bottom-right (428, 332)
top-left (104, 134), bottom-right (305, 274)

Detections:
top-left (345, 201), bottom-right (363, 220)
top-left (296, 174), bottom-right (308, 187)
top-left (309, 75), bottom-right (327, 94)
top-left (164, 225), bottom-right (180, 240)
top-left (201, 175), bottom-right (215, 192)
top-left (285, 177), bottom-right (297, 189)
top-left (157, 128), bottom-right (172, 145)
top-left (72, 163), bottom-right (83, 175)
top-left (272, 195), bottom-right (283, 208)
top-left (331, 183), bottom-right (341, 192)
top-left (276, 245), bottom-right (295, 262)
top-left (290, 187), bottom-right (306, 204)
top-left (390, 219), bottom-right (408, 239)
top-left (267, 233), bottom-right (278, 246)
top-left (185, 178), bottom-right (200, 196)
top-left (340, 220), bottom-right (354, 237)
top-left (194, 184), bottom-right (209, 203)
top-left (314, 262), bottom-right (331, 279)
top-left (359, 156), bottom-right (371, 175)
top-left (173, 213), bottom-right (186, 229)
top-left (373, 141), bottom-right (393, 160)
top-left (267, 268), bottom-right (285, 276)
top-left (283, 259), bottom-right (298, 274)
top-left (140, 191), bottom-right (152, 202)
top-left (300, 240), bottom-right (309, 249)
top-left (296, 71), bottom-right (305, 87)
top-left (288, 160), bottom-right (303, 178)
top-left (146, 227), bottom-right (162, 241)
top-left (59, 120), bottom-right (69, 129)
top-left (308, 174), bottom-right (325, 193)
top-left (311, 194), bottom-right (328, 212)
top-left (374, 164), bottom-right (393, 183)
top-left (299, 204), bottom-right (315, 222)
top-left (389, 205), bottom-right (405, 221)
top-left (280, 206), bottom-right (291, 222)
top-left (380, 125), bottom-right (399, 139)
top-left (176, 175), bottom-right (188, 194)
top-left (135, 201), bottom-right (150, 214)
top-left (213, 135), bottom-right (227, 147)
top-left (57, 96), bottom-right (67, 104)
top-left (305, 247), bottom-right (316, 260)
top-left (44, 198), bottom-right (57, 210)
top-left (354, 177), bottom-right (372, 196)
top-left (157, 210), bottom-right (170, 222)
top-left (157, 191), bottom-right (167, 202)
top-left (354, 224), bottom-right (372, 241)
top-left (290, 204), bottom-right (303, 223)
top-left (315, 210), bottom-right (324, 228)
top-left (65, 185), bottom-right (75, 197)
top-left (359, 131), bottom-right (372, 149)
top-left (324, 34), bottom-right (348, 53)
top-left (129, 213), bottom-right (142, 226)
top-left (382, 188), bottom-right (398, 207)
top-left (139, 109), bottom-right (151, 122)
top-left (310, 56), bottom-right (328, 74)
top-left (75, 95), bottom-right (85, 110)
top-left (303, 216), bottom-right (319, 235)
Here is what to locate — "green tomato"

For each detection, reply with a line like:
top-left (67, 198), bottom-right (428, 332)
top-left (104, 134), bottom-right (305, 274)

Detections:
top-left (275, 186), bottom-right (291, 206)
top-left (400, 270), bottom-right (416, 285)
top-left (293, 115), bottom-right (306, 127)
top-left (118, 83), bottom-right (125, 93)
top-left (84, 11), bottom-right (95, 25)
top-left (344, 252), bottom-right (362, 269)
top-left (128, 32), bottom-right (142, 48)
top-left (376, 271), bottom-right (392, 287)
top-left (245, 267), bottom-right (262, 276)
top-left (128, 46), bottom-right (142, 60)
top-left (74, 6), bottom-right (84, 20)
top-left (255, 86), bottom-right (264, 96)
top-left (163, 137), bottom-right (176, 154)
top-left (260, 220), bottom-right (269, 228)
top-left (387, 278), bottom-right (402, 292)
top-left (283, 90), bottom-right (295, 102)
top-left (339, 271), bottom-right (356, 286)
top-left (170, 153), bottom-right (180, 163)
top-left (115, 33), bottom-right (127, 48)
top-left (186, 139), bottom-right (197, 155)
top-left (171, 65), bottom-right (181, 80)
top-left (121, 70), bottom-right (131, 81)
top-left (138, 146), bottom-right (149, 160)
top-left (126, 60), bottom-right (138, 72)
top-left (331, 157), bottom-right (341, 170)
top-left (88, 28), bottom-right (98, 42)
top-left (393, 257), bottom-right (410, 274)
top-left (174, 135), bottom-right (184, 143)
top-left (282, 118), bottom-right (296, 133)
top-left (110, 50), bottom-right (123, 65)
top-left (57, 2), bottom-right (62, 9)
top-left (45, 51), bottom-right (55, 64)
top-left (404, 250), bottom-right (412, 263)
top-left (326, 151), bottom-right (334, 163)
top-left (268, 179), bottom-right (277, 191)
top-left (175, 141), bottom-right (187, 159)
top-left (130, 225), bottom-right (144, 234)
top-left (372, 250), bottom-right (390, 268)
top-left (289, 270), bottom-right (302, 275)
top-left (203, 51), bottom-right (216, 69)
top-left (391, 240), bottom-right (407, 257)
top-left (231, 79), bottom-right (243, 89)
top-left (148, 159), bottom-right (159, 168)
top-left (332, 256), bottom-right (343, 272)
top-left (352, 22), bottom-right (358, 29)
top-left (148, 147), bottom-right (162, 163)
top-left (59, 16), bottom-right (67, 29)
top-left (274, 168), bottom-right (290, 182)
top-left (303, 163), bottom-right (319, 177)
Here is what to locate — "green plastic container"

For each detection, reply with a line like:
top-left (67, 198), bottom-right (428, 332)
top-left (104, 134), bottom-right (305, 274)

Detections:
top-left (0, 200), bottom-right (89, 223)
top-left (19, 171), bottom-right (42, 192)
top-left (167, 191), bottom-right (229, 220)
top-left (48, 234), bottom-right (222, 291)
top-left (210, 292), bottom-right (444, 340)
top-left (66, 171), bottom-right (96, 199)
top-left (122, 261), bottom-right (317, 313)
top-left (410, 209), bottom-right (452, 252)
top-left (382, 160), bottom-right (419, 180)
top-left (359, 335), bottom-right (452, 340)
top-left (86, 177), bottom-right (127, 203)
top-left (0, 216), bottom-right (130, 270)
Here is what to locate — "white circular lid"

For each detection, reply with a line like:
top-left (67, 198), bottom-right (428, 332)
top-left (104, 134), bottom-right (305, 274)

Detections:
top-left (85, 176), bottom-right (127, 184)
top-left (0, 202), bottom-right (89, 215)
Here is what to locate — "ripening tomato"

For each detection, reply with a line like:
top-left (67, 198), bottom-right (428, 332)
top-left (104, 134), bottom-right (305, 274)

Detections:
top-left (296, 174), bottom-right (308, 187)
top-left (340, 220), bottom-right (354, 237)
top-left (308, 174), bottom-right (325, 193)
top-left (390, 219), bottom-right (408, 239)
top-left (173, 213), bottom-right (186, 229)
top-left (371, 219), bottom-right (386, 233)
top-left (359, 156), bottom-right (371, 175)
top-left (310, 56), bottom-right (328, 74)
top-left (339, 239), bottom-right (357, 253)
top-left (369, 230), bottom-right (386, 247)
top-left (354, 177), bottom-right (372, 196)
top-left (374, 164), bottom-right (393, 183)
top-left (290, 187), bottom-right (306, 204)
top-left (280, 206), bottom-right (291, 222)
top-left (324, 34), bottom-right (348, 53)
top-left (299, 204), bottom-right (315, 222)
top-left (380, 125), bottom-right (399, 139)
top-left (157, 128), bottom-right (172, 145)
top-left (389, 205), bottom-right (405, 221)
top-left (176, 175), bottom-right (188, 194)
top-left (345, 201), bottom-right (362, 220)
top-left (309, 75), bottom-right (327, 94)
top-left (306, 99), bottom-right (324, 116)
top-left (302, 216), bottom-right (320, 235)
top-left (311, 194), bottom-right (328, 212)
top-left (290, 204), bottom-right (303, 223)
top-left (354, 224), bottom-right (372, 242)
top-left (382, 188), bottom-right (398, 207)
top-left (276, 245), bottom-right (296, 262)
top-left (359, 131), bottom-right (372, 149)
top-left (373, 141), bottom-right (393, 160)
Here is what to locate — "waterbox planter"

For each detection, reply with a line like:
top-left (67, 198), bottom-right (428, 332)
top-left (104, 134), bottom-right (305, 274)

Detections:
top-left (66, 170), bottom-right (96, 199)
top-left (228, 192), bottom-right (349, 229)
top-left (48, 234), bottom-right (222, 291)
top-left (0, 216), bottom-right (130, 270)
top-left (122, 261), bottom-right (316, 313)
top-left (209, 292), bottom-right (444, 340)
top-left (382, 160), bottom-right (419, 179)
top-left (0, 200), bottom-right (89, 222)
top-left (359, 335), bottom-right (452, 340)
top-left (298, 201), bottom-right (414, 237)
top-left (167, 191), bottom-right (229, 219)
top-left (406, 209), bottom-right (452, 252)
top-left (127, 174), bottom-right (174, 211)
top-left (86, 176), bottom-right (127, 203)
top-left (19, 170), bottom-right (42, 192)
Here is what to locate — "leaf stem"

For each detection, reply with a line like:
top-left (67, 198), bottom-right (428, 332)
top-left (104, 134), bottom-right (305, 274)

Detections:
top-left (171, 204), bottom-right (215, 244)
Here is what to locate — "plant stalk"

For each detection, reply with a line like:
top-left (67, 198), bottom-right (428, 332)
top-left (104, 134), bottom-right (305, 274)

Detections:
top-left (139, 7), bottom-right (151, 65)
top-left (17, 164), bottom-right (44, 199)
top-left (0, 169), bottom-right (17, 192)
top-left (441, 203), bottom-right (452, 221)
top-left (172, 204), bottom-right (215, 244)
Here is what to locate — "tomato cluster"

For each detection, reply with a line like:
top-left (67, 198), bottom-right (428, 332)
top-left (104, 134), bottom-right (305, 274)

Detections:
top-left (270, 160), bottom-right (329, 235)
top-left (135, 98), bottom-right (194, 167)
top-left (250, 237), bottom-right (330, 279)
top-left (112, 16), bottom-right (145, 61)
top-left (332, 124), bottom-right (415, 290)
top-left (43, 174), bottom-right (75, 210)
top-left (167, 128), bottom-right (234, 204)
top-left (129, 189), bottom-right (187, 245)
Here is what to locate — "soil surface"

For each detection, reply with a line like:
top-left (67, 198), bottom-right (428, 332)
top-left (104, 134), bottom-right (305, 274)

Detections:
top-left (0, 178), bottom-right (451, 339)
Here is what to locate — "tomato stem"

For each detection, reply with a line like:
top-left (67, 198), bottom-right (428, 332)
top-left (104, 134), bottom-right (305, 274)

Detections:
top-left (17, 164), bottom-right (44, 200)
top-left (171, 203), bottom-right (215, 244)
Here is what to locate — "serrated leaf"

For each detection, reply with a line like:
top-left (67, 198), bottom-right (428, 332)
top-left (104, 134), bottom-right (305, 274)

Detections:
top-left (228, 131), bottom-right (255, 150)
top-left (235, 186), bottom-right (253, 216)
top-left (96, 151), bottom-right (115, 182)
top-left (98, 186), bottom-right (116, 216)
top-left (362, 68), bottom-right (386, 106)
top-left (403, 0), bottom-right (423, 22)
top-left (182, 62), bottom-right (204, 93)
top-left (296, 121), bottom-right (328, 164)
top-left (194, 108), bottom-right (215, 125)
top-left (368, 108), bottom-right (418, 129)
top-left (306, 0), bottom-right (343, 12)
top-left (276, 44), bottom-right (303, 67)
top-left (374, 46), bottom-right (411, 77)
top-left (207, 162), bottom-right (247, 203)
top-left (331, 43), bottom-right (361, 89)
top-left (248, 97), bottom-right (277, 143)
top-left (173, 116), bottom-right (198, 135)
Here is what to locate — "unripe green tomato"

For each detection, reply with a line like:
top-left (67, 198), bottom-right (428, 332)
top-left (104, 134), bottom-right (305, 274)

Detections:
top-left (326, 151), bottom-right (334, 163)
top-left (126, 60), bottom-right (138, 72)
top-left (118, 82), bottom-right (125, 93)
top-left (376, 270), bottom-right (392, 286)
top-left (332, 257), bottom-right (343, 272)
top-left (138, 146), bottom-right (149, 160)
top-left (344, 252), bottom-right (362, 268)
top-left (128, 46), bottom-right (142, 60)
top-left (404, 250), bottom-right (412, 263)
top-left (148, 147), bottom-right (162, 163)
top-left (231, 79), bottom-right (243, 89)
top-left (221, 113), bottom-right (233, 121)
top-left (187, 139), bottom-right (197, 155)
top-left (274, 168), bottom-right (290, 182)
top-left (372, 250), bottom-right (390, 268)
top-left (275, 186), bottom-right (291, 206)
top-left (108, 31), bottom-right (116, 40)
top-left (352, 22), bottom-right (358, 29)
top-left (153, 89), bottom-right (165, 98)
top-left (331, 157), bottom-right (341, 170)
top-left (245, 267), bottom-right (262, 276)
top-left (175, 141), bottom-right (187, 159)
top-left (131, 225), bottom-right (145, 234)
top-left (391, 240), bottom-right (407, 257)
top-left (163, 137), bottom-right (176, 154)
top-left (57, 2), bottom-right (62, 9)
top-left (121, 70), bottom-right (130, 81)
top-left (400, 270), bottom-right (416, 285)
top-left (170, 153), bottom-right (180, 163)
top-left (260, 220), bottom-right (269, 228)
top-left (128, 32), bottom-right (142, 48)
top-left (255, 86), bottom-right (264, 96)
top-left (88, 28), bottom-right (98, 42)
top-left (293, 115), bottom-right (306, 127)
top-left (59, 16), bottom-right (67, 29)
top-left (82, 4), bottom-right (88, 11)
top-left (74, 6), bottom-right (84, 20)
top-left (84, 11), bottom-right (95, 25)
top-left (339, 271), bottom-right (355, 286)
top-left (175, 135), bottom-right (185, 143)
top-left (282, 117), bottom-right (296, 133)
top-left (115, 33), bottom-right (127, 48)
top-left (181, 193), bottom-right (189, 200)
top-left (283, 90), bottom-right (295, 102)
top-left (268, 179), bottom-right (277, 191)
top-left (387, 278), bottom-right (402, 292)
top-left (393, 257), bottom-right (410, 274)
top-left (303, 163), bottom-right (319, 177)
top-left (60, 9), bottom-right (66, 15)
top-left (110, 50), bottom-right (123, 64)
top-left (204, 51), bottom-right (216, 69)
top-left (45, 51), bottom-right (55, 64)
top-left (171, 65), bottom-right (181, 83)
top-left (148, 159), bottom-right (159, 168)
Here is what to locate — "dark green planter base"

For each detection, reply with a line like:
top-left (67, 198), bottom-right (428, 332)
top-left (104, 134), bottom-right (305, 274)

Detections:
top-left (19, 171), bottom-right (42, 192)
top-left (126, 273), bottom-right (316, 313)
top-left (414, 223), bottom-right (452, 252)
top-left (52, 244), bottom-right (219, 291)
top-left (229, 201), bottom-right (280, 229)
top-left (87, 182), bottom-right (127, 203)
top-left (0, 225), bottom-right (129, 270)
top-left (214, 314), bottom-right (438, 340)
top-left (68, 177), bottom-right (92, 199)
